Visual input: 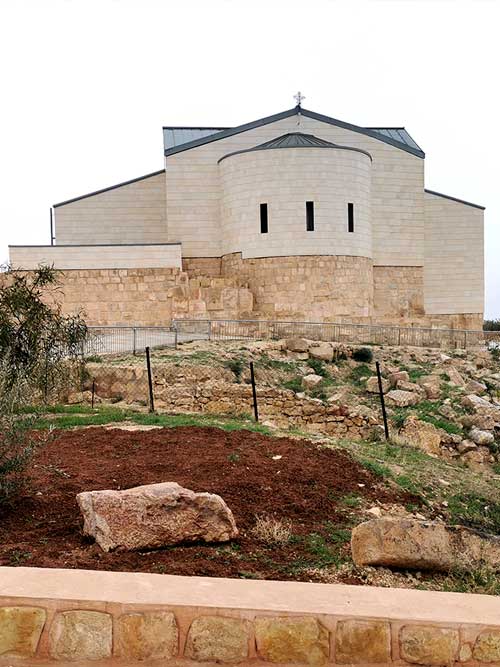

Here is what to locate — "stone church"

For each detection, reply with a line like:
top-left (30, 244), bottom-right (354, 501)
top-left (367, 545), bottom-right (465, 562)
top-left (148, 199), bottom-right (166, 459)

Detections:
top-left (9, 101), bottom-right (484, 328)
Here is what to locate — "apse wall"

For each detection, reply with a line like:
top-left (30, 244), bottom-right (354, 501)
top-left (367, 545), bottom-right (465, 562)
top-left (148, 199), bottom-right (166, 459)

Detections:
top-left (218, 146), bottom-right (372, 260)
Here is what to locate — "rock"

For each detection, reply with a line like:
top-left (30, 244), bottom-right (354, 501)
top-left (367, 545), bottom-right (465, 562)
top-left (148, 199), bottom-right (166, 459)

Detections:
top-left (115, 612), bottom-right (178, 661)
top-left (440, 353), bottom-right (452, 364)
top-left (366, 506), bottom-right (382, 518)
top-left (462, 393), bottom-right (492, 411)
top-left (461, 449), bottom-right (490, 469)
top-left (77, 482), bottom-right (238, 552)
top-left (399, 416), bottom-right (442, 456)
top-left (185, 617), bottom-right (250, 663)
top-left (49, 611), bottom-right (112, 661)
top-left (469, 427), bottom-right (495, 446)
top-left (438, 404), bottom-right (455, 419)
top-left (399, 625), bottom-right (459, 665)
top-left (351, 518), bottom-right (500, 572)
top-left (388, 370), bottom-right (410, 387)
top-left (285, 338), bottom-right (310, 353)
top-left (0, 607), bottom-right (46, 658)
top-left (385, 390), bottom-right (419, 407)
top-left (418, 375), bottom-right (441, 399)
top-left (466, 379), bottom-right (487, 394)
top-left (457, 439), bottom-right (477, 454)
top-left (255, 616), bottom-right (329, 665)
top-left (335, 620), bottom-right (391, 664)
top-left (302, 374), bottom-right (323, 390)
top-left (397, 380), bottom-right (425, 395)
top-left (309, 342), bottom-right (334, 362)
top-left (446, 366), bottom-right (466, 387)
top-left (366, 376), bottom-right (389, 394)
top-left (473, 630), bottom-right (500, 662)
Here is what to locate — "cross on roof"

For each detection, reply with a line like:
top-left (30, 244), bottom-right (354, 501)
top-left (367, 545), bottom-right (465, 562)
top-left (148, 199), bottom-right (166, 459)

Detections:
top-left (294, 91), bottom-right (306, 107)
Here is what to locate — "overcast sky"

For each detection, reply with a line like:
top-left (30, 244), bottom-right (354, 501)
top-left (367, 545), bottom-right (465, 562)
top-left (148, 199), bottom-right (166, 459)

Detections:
top-left (0, 0), bottom-right (498, 318)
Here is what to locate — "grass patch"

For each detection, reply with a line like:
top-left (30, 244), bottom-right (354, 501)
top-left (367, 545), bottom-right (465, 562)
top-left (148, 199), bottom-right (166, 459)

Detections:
top-left (306, 358), bottom-right (328, 377)
top-left (447, 492), bottom-right (500, 534)
top-left (340, 492), bottom-right (363, 508)
top-left (282, 377), bottom-right (303, 393)
top-left (349, 364), bottom-right (372, 387)
top-left (359, 458), bottom-right (392, 479)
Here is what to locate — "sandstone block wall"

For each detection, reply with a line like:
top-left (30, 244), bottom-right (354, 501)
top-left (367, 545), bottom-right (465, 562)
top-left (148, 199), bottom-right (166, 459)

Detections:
top-left (9, 243), bottom-right (182, 270)
top-left (40, 268), bottom-right (253, 326)
top-left (221, 253), bottom-right (373, 321)
top-left (373, 266), bottom-right (425, 323)
top-left (1, 567), bottom-right (499, 666)
top-left (219, 146), bottom-right (372, 260)
top-left (55, 171), bottom-right (167, 245)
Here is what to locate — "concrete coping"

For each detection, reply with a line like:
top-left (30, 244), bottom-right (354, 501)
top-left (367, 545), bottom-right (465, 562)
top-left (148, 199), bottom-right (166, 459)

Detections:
top-left (1, 567), bottom-right (499, 626)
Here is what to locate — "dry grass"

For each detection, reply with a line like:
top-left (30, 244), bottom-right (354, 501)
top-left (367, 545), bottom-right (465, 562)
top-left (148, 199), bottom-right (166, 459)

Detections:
top-left (250, 515), bottom-right (293, 546)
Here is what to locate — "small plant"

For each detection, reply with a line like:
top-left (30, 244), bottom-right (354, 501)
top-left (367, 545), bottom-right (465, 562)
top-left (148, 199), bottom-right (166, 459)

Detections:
top-left (225, 358), bottom-right (245, 382)
top-left (306, 358), bottom-right (328, 376)
top-left (282, 377), bottom-right (303, 393)
top-left (360, 458), bottom-right (392, 479)
top-left (85, 355), bottom-right (103, 363)
top-left (352, 347), bottom-right (373, 363)
top-left (340, 493), bottom-right (362, 508)
top-left (227, 451), bottom-right (240, 463)
top-left (250, 515), bottom-right (292, 546)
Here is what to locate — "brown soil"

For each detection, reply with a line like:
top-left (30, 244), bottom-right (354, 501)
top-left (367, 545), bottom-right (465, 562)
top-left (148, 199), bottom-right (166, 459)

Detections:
top-left (0, 426), bottom-right (419, 582)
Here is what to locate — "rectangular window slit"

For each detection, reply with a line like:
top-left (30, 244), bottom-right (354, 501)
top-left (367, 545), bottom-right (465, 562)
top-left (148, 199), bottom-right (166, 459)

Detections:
top-left (306, 201), bottom-right (314, 231)
top-left (260, 203), bottom-right (268, 234)
top-left (348, 203), bottom-right (354, 232)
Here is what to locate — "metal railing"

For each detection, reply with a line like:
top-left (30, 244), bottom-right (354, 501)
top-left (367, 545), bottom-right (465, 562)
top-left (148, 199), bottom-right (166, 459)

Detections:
top-left (172, 318), bottom-right (499, 350)
top-left (84, 326), bottom-right (177, 356)
top-left (82, 320), bottom-right (499, 356)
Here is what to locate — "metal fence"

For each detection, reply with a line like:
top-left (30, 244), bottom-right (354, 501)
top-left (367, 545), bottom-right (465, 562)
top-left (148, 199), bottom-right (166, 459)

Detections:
top-left (172, 318), bottom-right (499, 350)
top-left (84, 326), bottom-right (177, 356)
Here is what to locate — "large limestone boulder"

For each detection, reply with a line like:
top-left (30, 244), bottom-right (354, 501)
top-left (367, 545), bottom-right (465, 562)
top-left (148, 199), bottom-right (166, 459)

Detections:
top-left (385, 390), bottom-right (419, 407)
top-left (77, 482), bottom-right (238, 552)
top-left (469, 427), bottom-right (495, 446)
top-left (388, 370), bottom-right (410, 388)
top-left (399, 416), bottom-right (442, 456)
top-left (285, 338), bottom-right (310, 353)
top-left (418, 375), bottom-right (441, 400)
top-left (351, 518), bottom-right (500, 572)
top-left (366, 376), bottom-right (389, 394)
top-left (308, 342), bottom-right (334, 362)
top-left (302, 374), bottom-right (323, 390)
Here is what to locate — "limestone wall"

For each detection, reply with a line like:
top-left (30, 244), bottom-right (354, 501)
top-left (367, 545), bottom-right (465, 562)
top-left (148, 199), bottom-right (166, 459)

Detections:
top-left (9, 243), bottom-right (182, 270)
top-left (221, 252), bottom-right (373, 321)
top-left (54, 171), bottom-right (167, 245)
top-left (219, 147), bottom-right (372, 259)
top-left (165, 114), bottom-right (425, 267)
top-left (41, 268), bottom-right (253, 326)
top-left (424, 191), bottom-right (484, 317)
top-left (373, 266), bottom-right (425, 323)
top-left (1, 566), bottom-right (500, 665)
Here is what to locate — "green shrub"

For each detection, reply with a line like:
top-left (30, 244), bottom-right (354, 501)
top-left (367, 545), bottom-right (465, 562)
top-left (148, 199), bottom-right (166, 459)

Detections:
top-left (225, 358), bottom-right (245, 381)
top-left (306, 358), bottom-right (328, 376)
top-left (352, 347), bottom-right (373, 363)
top-left (484, 319), bottom-right (500, 331)
top-left (282, 377), bottom-right (303, 393)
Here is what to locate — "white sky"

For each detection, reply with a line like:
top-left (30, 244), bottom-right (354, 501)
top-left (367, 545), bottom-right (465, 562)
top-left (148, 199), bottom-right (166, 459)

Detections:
top-left (0, 0), bottom-right (498, 318)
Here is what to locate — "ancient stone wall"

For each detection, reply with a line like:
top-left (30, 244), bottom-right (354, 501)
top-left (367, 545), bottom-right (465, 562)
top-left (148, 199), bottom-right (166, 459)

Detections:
top-left (1, 566), bottom-right (499, 665)
top-left (373, 266), bottom-right (425, 323)
top-left (221, 253), bottom-right (374, 321)
top-left (37, 268), bottom-right (253, 326)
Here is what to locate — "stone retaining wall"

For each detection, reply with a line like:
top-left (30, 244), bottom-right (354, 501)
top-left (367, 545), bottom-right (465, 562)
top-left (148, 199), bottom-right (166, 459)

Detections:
top-left (1, 567), bottom-right (500, 666)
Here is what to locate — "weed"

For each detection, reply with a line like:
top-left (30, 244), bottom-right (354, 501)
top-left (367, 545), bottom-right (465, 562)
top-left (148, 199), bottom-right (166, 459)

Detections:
top-left (307, 358), bottom-right (328, 377)
top-left (250, 515), bottom-right (293, 546)
top-left (282, 377), bottom-right (303, 393)
top-left (349, 364), bottom-right (372, 386)
top-left (9, 549), bottom-right (32, 566)
top-left (228, 452), bottom-right (240, 463)
top-left (447, 492), bottom-right (500, 533)
top-left (360, 458), bottom-right (392, 479)
top-left (85, 355), bottom-right (103, 363)
top-left (225, 358), bottom-right (245, 382)
top-left (340, 493), bottom-right (362, 508)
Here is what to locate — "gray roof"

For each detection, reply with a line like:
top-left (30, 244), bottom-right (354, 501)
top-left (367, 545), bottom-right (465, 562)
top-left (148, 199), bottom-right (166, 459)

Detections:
top-left (163, 107), bottom-right (424, 158)
top-left (218, 132), bottom-right (372, 164)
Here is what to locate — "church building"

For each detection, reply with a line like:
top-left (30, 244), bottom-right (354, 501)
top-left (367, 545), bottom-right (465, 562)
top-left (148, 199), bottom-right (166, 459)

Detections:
top-left (9, 100), bottom-right (485, 328)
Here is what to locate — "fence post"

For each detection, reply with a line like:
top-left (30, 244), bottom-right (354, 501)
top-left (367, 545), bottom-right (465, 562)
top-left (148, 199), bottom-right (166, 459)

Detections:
top-left (250, 361), bottom-right (259, 422)
top-left (173, 323), bottom-right (178, 350)
top-left (91, 380), bottom-right (95, 409)
top-left (208, 320), bottom-right (212, 341)
top-left (133, 328), bottom-right (137, 356)
top-left (145, 346), bottom-right (155, 413)
top-left (376, 361), bottom-right (390, 440)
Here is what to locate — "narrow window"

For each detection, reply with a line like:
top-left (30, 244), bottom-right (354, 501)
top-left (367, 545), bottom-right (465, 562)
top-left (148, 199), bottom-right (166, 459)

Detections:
top-left (306, 201), bottom-right (314, 231)
top-left (348, 202), bottom-right (354, 232)
top-left (260, 203), bottom-right (268, 233)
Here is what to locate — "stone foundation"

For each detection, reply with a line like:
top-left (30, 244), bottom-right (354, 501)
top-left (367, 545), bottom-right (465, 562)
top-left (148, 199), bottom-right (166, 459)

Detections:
top-left (1, 566), bottom-right (499, 666)
top-left (373, 265), bottom-right (425, 322)
top-left (221, 253), bottom-right (374, 321)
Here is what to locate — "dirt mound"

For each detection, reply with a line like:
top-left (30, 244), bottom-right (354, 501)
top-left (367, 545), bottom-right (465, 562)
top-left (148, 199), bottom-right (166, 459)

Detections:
top-left (0, 426), bottom-right (418, 582)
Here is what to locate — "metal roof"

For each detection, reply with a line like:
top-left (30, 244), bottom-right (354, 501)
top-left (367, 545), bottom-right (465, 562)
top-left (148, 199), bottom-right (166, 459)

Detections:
top-left (366, 127), bottom-right (423, 152)
top-left (218, 132), bottom-right (372, 164)
top-left (163, 109), bottom-right (424, 158)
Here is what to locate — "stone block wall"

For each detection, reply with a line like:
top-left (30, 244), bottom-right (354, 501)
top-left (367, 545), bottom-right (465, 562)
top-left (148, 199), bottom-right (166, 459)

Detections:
top-left (221, 252), bottom-right (374, 321)
top-left (35, 268), bottom-right (253, 326)
top-left (1, 567), bottom-right (500, 665)
top-left (373, 266), bottom-right (425, 323)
